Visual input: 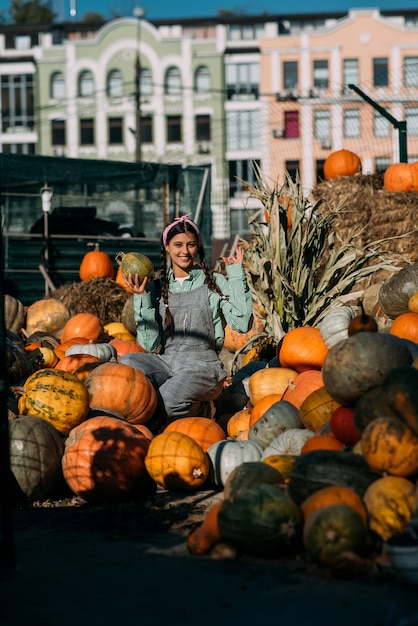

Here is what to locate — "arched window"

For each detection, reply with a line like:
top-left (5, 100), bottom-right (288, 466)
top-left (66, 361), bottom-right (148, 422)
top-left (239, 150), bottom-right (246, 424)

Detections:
top-left (140, 67), bottom-right (153, 96)
top-left (50, 71), bottom-right (65, 99)
top-left (194, 66), bottom-right (210, 94)
top-left (78, 70), bottom-right (94, 97)
top-left (164, 66), bottom-right (181, 96)
top-left (107, 69), bottom-right (123, 97)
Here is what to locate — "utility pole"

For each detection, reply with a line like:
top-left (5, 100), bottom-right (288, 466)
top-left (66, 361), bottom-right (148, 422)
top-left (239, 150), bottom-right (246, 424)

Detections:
top-left (134, 7), bottom-right (145, 163)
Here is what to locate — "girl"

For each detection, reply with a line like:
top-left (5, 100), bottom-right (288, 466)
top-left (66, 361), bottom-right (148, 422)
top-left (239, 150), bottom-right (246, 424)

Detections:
top-left (120, 213), bottom-right (253, 429)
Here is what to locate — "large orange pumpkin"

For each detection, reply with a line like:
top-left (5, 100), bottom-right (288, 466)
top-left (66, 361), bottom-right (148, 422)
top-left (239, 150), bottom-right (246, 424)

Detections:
top-left (248, 367), bottom-right (298, 406)
top-left (79, 243), bottom-right (115, 281)
top-left (279, 326), bottom-right (328, 372)
top-left (163, 417), bottom-right (227, 452)
top-left (145, 431), bottom-right (209, 491)
top-left (282, 370), bottom-right (324, 409)
top-left (25, 298), bottom-right (71, 337)
top-left (60, 313), bottom-right (103, 344)
top-left (323, 149), bottom-right (361, 180)
top-left (62, 415), bottom-right (154, 503)
top-left (383, 162), bottom-right (418, 192)
top-left (84, 361), bottom-right (157, 424)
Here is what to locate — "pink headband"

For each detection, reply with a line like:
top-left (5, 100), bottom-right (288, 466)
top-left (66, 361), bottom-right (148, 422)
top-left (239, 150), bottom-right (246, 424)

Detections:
top-left (162, 213), bottom-right (202, 247)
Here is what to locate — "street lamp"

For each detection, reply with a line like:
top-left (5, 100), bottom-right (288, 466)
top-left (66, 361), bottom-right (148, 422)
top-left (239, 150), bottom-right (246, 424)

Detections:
top-left (40, 183), bottom-right (53, 294)
top-left (134, 7), bottom-right (145, 162)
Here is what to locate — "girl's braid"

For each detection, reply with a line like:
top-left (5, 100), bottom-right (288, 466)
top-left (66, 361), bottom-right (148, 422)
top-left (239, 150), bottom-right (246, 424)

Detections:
top-left (159, 243), bottom-right (174, 336)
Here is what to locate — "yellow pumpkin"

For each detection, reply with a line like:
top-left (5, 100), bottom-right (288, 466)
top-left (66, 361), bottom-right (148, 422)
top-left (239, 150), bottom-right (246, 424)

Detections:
top-left (299, 386), bottom-right (342, 432)
top-left (363, 475), bottom-right (418, 540)
top-left (361, 416), bottom-right (418, 477)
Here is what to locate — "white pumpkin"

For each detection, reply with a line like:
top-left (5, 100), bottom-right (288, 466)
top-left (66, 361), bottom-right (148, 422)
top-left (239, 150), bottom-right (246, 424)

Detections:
top-left (65, 342), bottom-right (117, 361)
top-left (319, 305), bottom-right (358, 348)
top-left (261, 428), bottom-right (314, 458)
top-left (248, 400), bottom-right (302, 449)
top-left (206, 439), bottom-right (263, 487)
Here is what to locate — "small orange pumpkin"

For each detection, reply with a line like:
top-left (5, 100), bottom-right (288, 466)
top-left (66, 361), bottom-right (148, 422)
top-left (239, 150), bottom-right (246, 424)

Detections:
top-left (163, 417), bottom-right (227, 452)
top-left (60, 313), bottom-right (103, 344)
top-left (383, 162), bottom-right (418, 192)
top-left (299, 386), bottom-right (341, 432)
top-left (301, 434), bottom-right (345, 454)
top-left (55, 353), bottom-right (103, 374)
top-left (109, 338), bottom-right (147, 359)
top-left (187, 501), bottom-right (223, 555)
top-left (323, 149), bottom-right (361, 180)
top-left (301, 485), bottom-right (368, 527)
top-left (115, 266), bottom-right (134, 293)
top-left (79, 243), bottom-right (115, 281)
top-left (282, 370), bottom-right (324, 409)
top-left (249, 393), bottom-right (284, 427)
top-left (223, 312), bottom-right (265, 353)
top-left (226, 408), bottom-right (252, 438)
top-left (389, 311), bottom-right (418, 343)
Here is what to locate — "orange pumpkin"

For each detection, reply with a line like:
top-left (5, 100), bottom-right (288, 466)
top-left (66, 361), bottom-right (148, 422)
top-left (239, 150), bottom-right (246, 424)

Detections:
top-left (55, 353), bottom-right (103, 374)
top-left (299, 386), bottom-right (341, 432)
top-left (79, 243), bottom-right (115, 281)
top-left (248, 367), bottom-right (298, 406)
top-left (223, 310), bottom-right (265, 353)
top-left (25, 298), bottom-right (71, 337)
top-left (187, 501), bottom-right (223, 555)
top-left (323, 149), bottom-right (361, 180)
top-left (282, 370), bottom-right (324, 409)
top-left (109, 338), bottom-right (147, 359)
top-left (408, 292), bottom-right (418, 313)
top-left (60, 313), bottom-right (103, 344)
top-left (144, 431), bottom-right (209, 491)
top-left (226, 408), bottom-right (252, 438)
top-left (84, 361), bottom-right (157, 424)
top-left (301, 434), bottom-right (345, 454)
top-left (301, 485), bottom-right (368, 527)
top-left (62, 415), bottom-right (153, 502)
top-left (383, 162), bottom-right (418, 192)
top-left (163, 417), bottom-right (227, 452)
top-left (54, 337), bottom-right (90, 360)
top-left (389, 311), bottom-right (418, 343)
top-left (279, 326), bottom-right (328, 373)
top-left (115, 266), bottom-right (134, 293)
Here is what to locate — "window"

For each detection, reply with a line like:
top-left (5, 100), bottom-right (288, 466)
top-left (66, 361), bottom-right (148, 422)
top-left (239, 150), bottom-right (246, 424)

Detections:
top-left (374, 110), bottom-right (391, 137)
top-left (226, 110), bottom-right (260, 151)
top-left (195, 114), bottom-right (211, 141)
top-left (51, 119), bottom-right (66, 145)
top-left (343, 108), bottom-right (360, 138)
top-left (50, 72), bottom-right (65, 99)
top-left (404, 57), bottom-right (418, 88)
top-left (284, 110), bottom-right (299, 138)
top-left (283, 61), bottom-right (298, 89)
top-left (80, 118), bottom-right (95, 145)
top-left (140, 68), bottom-right (153, 96)
top-left (108, 117), bottom-right (123, 144)
top-left (316, 159), bottom-right (325, 182)
top-left (285, 160), bottom-right (300, 183)
top-left (313, 60), bottom-right (328, 89)
top-left (343, 59), bottom-right (359, 88)
top-left (195, 66), bottom-right (211, 94)
top-left (405, 106), bottom-right (418, 136)
top-left (225, 62), bottom-right (259, 100)
top-left (140, 116), bottom-right (153, 143)
top-left (78, 70), bottom-right (94, 97)
top-left (375, 156), bottom-right (390, 173)
top-left (0, 74), bottom-right (34, 133)
top-left (164, 67), bottom-right (181, 95)
top-left (228, 23), bottom-right (265, 40)
top-left (228, 159), bottom-right (261, 198)
top-left (314, 109), bottom-right (330, 139)
top-left (373, 58), bottom-right (388, 87)
top-left (107, 70), bottom-right (123, 98)
top-left (166, 115), bottom-right (182, 142)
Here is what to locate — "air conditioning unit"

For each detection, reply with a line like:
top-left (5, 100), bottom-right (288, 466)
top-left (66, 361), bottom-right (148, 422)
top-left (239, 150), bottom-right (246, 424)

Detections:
top-left (272, 128), bottom-right (284, 138)
top-left (197, 142), bottom-right (211, 154)
top-left (53, 146), bottom-right (66, 157)
top-left (320, 137), bottom-right (332, 150)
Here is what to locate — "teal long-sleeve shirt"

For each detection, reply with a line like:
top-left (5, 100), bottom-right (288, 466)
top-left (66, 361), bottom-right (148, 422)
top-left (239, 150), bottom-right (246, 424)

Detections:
top-left (132, 263), bottom-right (253, 353)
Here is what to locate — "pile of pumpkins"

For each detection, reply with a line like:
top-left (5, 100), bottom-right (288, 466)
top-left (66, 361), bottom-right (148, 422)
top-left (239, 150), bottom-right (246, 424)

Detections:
top-left (4, 260), bottom-right (418, 575)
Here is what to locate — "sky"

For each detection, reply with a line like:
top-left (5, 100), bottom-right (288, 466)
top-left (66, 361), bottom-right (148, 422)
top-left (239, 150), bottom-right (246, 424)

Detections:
top-left (1, 0), bottom-right (418, 22)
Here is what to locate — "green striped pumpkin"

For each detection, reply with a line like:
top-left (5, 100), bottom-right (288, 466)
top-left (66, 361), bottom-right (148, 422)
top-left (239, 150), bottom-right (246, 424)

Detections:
top-left (17, 368), bottom-right (90, 435)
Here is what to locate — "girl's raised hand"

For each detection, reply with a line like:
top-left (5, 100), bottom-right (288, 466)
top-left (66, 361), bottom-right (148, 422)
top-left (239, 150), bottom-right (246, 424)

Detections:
top-left (223, 244), bottom-right (245, 266)
top-left (124, 273), bottom-right (148, 294)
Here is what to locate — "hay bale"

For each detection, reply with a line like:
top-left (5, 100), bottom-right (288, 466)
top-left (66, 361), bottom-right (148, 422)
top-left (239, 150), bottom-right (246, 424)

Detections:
top-left (50, 277), bottom-right (131, 325)
top-left (312, 173), bottom-right (418, 287)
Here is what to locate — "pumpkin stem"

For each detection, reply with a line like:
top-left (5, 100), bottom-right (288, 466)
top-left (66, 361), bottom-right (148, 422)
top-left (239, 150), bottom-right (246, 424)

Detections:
top-left (87, 242), bottom-right (100, 251)
top-left (115, 251), bottom-right (127, 267)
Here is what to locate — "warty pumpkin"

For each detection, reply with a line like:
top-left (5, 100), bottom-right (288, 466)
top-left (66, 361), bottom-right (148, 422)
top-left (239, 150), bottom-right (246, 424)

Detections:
top-left (62, 415), bottom-right (154, 503)
top-left (279, 326), bottom-right (328, 372)
top-left (363, 475), bottom-right (418, 541)
top-left (16, 368), bottom-right (90, 436)
top-left (145, 431), bottom-right (209, 491)
top-left (84, 361), bottom-right (157, 424)
top-left (360, 415), bottom-right (418, 477)
top-left (79, 243), bottom-right (115, 281)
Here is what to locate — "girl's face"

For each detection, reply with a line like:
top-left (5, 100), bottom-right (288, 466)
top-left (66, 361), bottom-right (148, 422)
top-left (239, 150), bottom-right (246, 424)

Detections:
top-left (166, 232), bottom-right (199, 276)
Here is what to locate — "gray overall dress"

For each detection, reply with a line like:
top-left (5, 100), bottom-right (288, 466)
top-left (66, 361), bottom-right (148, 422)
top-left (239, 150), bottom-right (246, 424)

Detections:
top-left (120, 284), bottom-right (227, 422)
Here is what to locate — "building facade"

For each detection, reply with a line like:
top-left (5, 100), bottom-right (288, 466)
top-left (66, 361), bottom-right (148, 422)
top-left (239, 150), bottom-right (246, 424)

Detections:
top-left (0, 8), bottom-right (417, 241)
